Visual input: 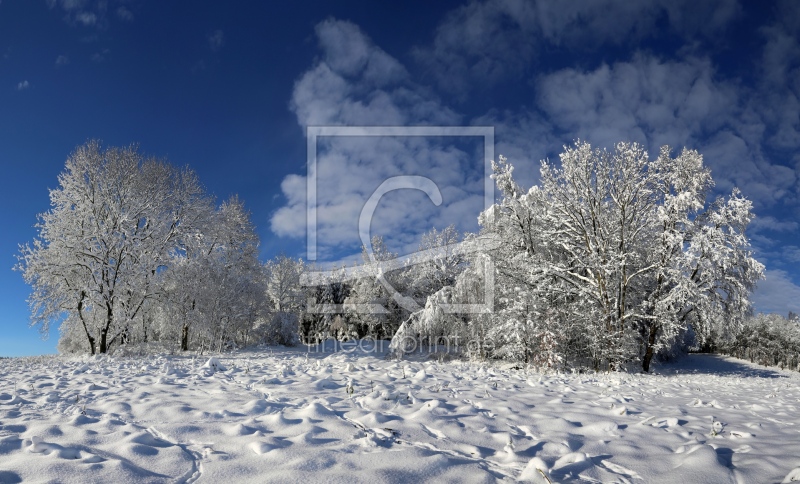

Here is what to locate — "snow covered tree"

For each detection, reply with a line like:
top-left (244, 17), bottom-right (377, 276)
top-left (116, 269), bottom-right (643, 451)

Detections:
top-left (300, 264), bottom-right (351, 344)
top-left (343, 236), bottom-right (412, 339)
top-left (201, 197), bottom-right (266, 352)
top-left (724, 313), bottom-right (800, 369)
top-left (17, 142), bottom-right (271, 355)
top-left (391, 249), bottom-right (492, 358)
top-left (262, 254), bottom-right (306, 345)
top-left (393, 141), bottom-right (764, 371)
top-left (408, 225), bottom-right (466, 304)
top-left (164, 195), bottom-right (266, 352)
top-left (17, 142), bottom-right (208, 354)
top-left (482, 142), bottom-right (764, 371)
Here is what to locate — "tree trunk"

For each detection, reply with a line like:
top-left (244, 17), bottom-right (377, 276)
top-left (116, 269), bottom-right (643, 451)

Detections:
top-left (99, 303), bottom-right (113, 353)
top-left (99, 328), bottom-right (108, 354)
top-left (77, 291), bottom-right (96, 355)
top-left (642, 323), bottom-right (659, 372)
top-left (181, 324), bottom-right (189, 351)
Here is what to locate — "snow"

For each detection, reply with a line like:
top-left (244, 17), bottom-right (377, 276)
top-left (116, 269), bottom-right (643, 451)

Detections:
top-left (1, 347), bottom-right (799, 482)
top-left (201, 357), bottom-right (227, 372)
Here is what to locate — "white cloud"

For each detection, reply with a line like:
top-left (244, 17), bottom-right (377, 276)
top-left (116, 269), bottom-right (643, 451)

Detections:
top-left (16, 80), bottom-right (29, 91)
top-left (783, 246), bottom-right (800, 263)
top-left (47, 0), bottom-right (133, 29)
top-left (413, 2), bottom-right (777, 205)
top-left (91, 48), bottom-right (109, 62)
top-left (472, 109), bottom-right (556, 189)
top-left (75, 11), bottom-right (96, 26)
top-left (208, 30), bottom-right (224, 52)
top-left (533, 54), bottom-right (800, 210)
top-left (272, 19), bottom-right (483, 260)
top-left (536, 56), bottom-right (735, 150)
top-left (287, 19), bottom-right (455, 127)
top-left (750, 215), bottom-right (799, 233)
top-left (55, 54), bottom-right (70, 66)
top-left (413, 0), bottom-right (742, 96)
top-left (412, 0), bottom-right (539, 96)
top-left (752, 269), bottom-right (800, 316)
top-left (116, 6), bottom-right (133, 21)
top-left (275, 4), bottom-right (800, 326)
top-left (755, 17), bottom-right (800, 152)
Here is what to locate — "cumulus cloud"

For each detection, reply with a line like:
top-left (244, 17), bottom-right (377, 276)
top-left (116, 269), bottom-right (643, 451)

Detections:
top-left (750, 215), bottom-right (799, 233)
top-left (755, 13), bottom-right (800, 152)
top-left (472, 109), bottom-right (556, 189)
top-left (536, 56), bottom-right (737, 150)
top-left (412, 0), bottom-right (539, 97)
top-left (272, 135), bottom-right (485, 260)
top-left (16, 80), bottom-right (29, 91)
top-left (208, 30), bottom-right (224, 52)
top-left (273, 1), bottom-right (800, 315)
top-left (413, 0), bottom-right (742, 97)
top-left (752, 269), bottom-right (800, 316)
top-left (287, 19), bottom-right (455, 127)
top-left (411, 0), bottom-right (797, 217)
top-left (55, 54), bottom-right (70, 66)
top-left (272, 19), bottom-right (484, 261)
top-left (534, 54), bottom-right (800, 212)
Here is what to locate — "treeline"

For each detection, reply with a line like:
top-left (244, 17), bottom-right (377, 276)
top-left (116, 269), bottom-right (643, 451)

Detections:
top-left (17, 142), bottom-right (290, 354)
top-left (16, 141), bottom-right (451, 355)
top-left (300, 226), bottom-right (466, 344)
top-left (18, 141), bottom-right (768, 373)
top-left (718, 313), bottom-right (800, 370)
top-left (391, 142), bottom-right (764, 372)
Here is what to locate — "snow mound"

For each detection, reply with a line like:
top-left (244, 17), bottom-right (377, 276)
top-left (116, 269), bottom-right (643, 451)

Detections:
top-left (201, 357), bottom-right (227, 372)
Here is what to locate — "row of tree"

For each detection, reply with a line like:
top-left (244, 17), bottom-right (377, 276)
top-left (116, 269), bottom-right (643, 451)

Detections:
top-left (16, 141), bottom-right (455, 355)
top-left (390, 141), bottom-right (765, 372)
top-left (18, 141), bottom-right (768, 373)
top-left (17, 142), bottom-right (303, 354)
top-left (719, 313), bottom-right (800, 370)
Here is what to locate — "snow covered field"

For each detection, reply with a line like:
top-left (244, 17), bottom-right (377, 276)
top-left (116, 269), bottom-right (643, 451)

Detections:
top-left (1, 345), bottom-right (799, 483)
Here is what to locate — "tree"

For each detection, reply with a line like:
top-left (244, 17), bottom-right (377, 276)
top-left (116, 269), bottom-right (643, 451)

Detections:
top-left (408, 225), bottom-right (465, 305)
top-left (17, 142), bottom-right (208, 354)
top-left (344, 236), bottom-right (410, 339)
top-left (302, 265), bottom-right (350, 343)
top-left (723, 313), bottom-right (800, 369)
top-left (262, 254), bottom-right (306, 345)
top-left (394, 141), bottom-right (764, 371)
top-left (164, 195), bottom-right (266, 352)
top-left (489, 142), bottom-right (764, 371)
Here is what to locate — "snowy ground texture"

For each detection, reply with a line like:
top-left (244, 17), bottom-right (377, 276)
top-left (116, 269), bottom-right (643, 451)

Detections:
top-left (1, 345), bottom-right (800, 483)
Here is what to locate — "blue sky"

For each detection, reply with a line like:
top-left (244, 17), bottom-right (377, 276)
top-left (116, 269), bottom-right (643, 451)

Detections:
top-left (2, 1), bottom-right (799, 356)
